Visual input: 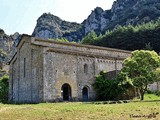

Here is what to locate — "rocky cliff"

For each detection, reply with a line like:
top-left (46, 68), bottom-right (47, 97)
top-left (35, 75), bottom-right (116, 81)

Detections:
top-left (1, 0), bottom-right (160, 63)
top-left (32, 0), bottom-right (160, 41)
top-left (0, 29), bottom-right (20, 64)
top-left (32, 13), bottom-right (83, 42)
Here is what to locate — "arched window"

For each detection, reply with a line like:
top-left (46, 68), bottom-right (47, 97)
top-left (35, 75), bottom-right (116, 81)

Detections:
top-left (84, 64), bottom-right (88, 74)
top-left (82, 86), bottom-right (89, 101)
top-left (61, 83), bottom-right (72, 101)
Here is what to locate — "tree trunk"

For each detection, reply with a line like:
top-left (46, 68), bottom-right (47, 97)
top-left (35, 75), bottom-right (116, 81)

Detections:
top-left (140, 91), bottom-right (144, 100)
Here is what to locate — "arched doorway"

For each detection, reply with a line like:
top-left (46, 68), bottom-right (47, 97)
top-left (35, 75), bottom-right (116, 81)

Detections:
top-left (82, 87), bottom-right (89, 101)
top-left (61, 83), bottom-right (71, 101)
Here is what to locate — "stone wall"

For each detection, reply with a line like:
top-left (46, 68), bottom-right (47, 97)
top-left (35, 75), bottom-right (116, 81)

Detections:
top-left (9, 36), bottom-right (43, 103)
top-left (18, 41), bottom-right (32, 102)
top-left (43, 50), bottom-right (125, 101)
top-left (11, 58), bottom-right (18, 102)
top-left (9, 35), bottom-right (131, 103)
top-left (30, 45), bottom-right (43, 103)
top-left (9, 36), bottom-right (33, 103)
top-left (77, 56), bottom-right (96, 100)
top-left (32, 38), bottom-right (131, 60)
top-left (43, 51), bottom-right (78, 101)
top-left (148, 82), bottom-right (160, 91)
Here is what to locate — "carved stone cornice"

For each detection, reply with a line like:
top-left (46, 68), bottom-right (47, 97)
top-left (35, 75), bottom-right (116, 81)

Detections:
top-left (46, 48), bottom-right (126, 60)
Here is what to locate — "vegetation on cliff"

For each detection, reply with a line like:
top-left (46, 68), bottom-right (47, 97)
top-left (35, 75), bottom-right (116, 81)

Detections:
top-left (32, 0), bottom-right (160, 42)
top-left (81, 18), bottom-right (160, 52)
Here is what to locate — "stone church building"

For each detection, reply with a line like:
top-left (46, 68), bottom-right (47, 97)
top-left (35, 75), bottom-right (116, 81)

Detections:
top-left (9, 34), bottom-right (131, 103)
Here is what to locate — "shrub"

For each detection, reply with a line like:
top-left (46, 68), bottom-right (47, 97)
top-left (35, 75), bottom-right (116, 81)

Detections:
top-left (154, 90), bottom-right (160, 96)
top-left (146, 89), bottom-right (154, 94)
top-left (93, 71), bottom-right (127, 101)
top-left (0, 75), bottom-right (9, 103)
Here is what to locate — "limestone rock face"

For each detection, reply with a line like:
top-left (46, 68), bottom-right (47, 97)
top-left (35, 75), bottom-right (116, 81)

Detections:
top-left (32, 0), bottom-right (160, 41)
top-left (83, 7), bottom-right (107, 35)
top-left (32, 13), bottom-right (82, 41)
top-left (0, 29), bottom-right (20, 63)
top-left (2, 0), bottom-right (160, 65)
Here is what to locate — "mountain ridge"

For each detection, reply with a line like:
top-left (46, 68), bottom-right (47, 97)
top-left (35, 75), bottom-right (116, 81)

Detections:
top-left (32, 0), bottom-right (160, 41)
top-left (1, 0), bottom-right (160, 65)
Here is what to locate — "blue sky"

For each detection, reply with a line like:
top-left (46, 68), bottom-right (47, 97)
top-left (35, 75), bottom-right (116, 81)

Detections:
top-left (0, 0), bottom-right (115, 35)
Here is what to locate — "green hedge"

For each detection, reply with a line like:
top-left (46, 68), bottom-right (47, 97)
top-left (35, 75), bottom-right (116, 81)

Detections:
top-left (0, 75), bottom-right (9, 103)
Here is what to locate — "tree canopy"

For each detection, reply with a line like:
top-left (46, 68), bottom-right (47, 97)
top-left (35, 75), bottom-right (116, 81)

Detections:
top-left (81, 31), bottom-right (97, 45)
top-left (81, 18), bottom-right (160, 53)
top-left (119, 50), bottom-right (160, 100)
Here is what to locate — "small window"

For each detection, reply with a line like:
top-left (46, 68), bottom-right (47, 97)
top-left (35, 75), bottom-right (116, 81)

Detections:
top-left (84, 64), bottom-right (88, 74)
top-left (24, 58), bottom-right (26, 77)
top-left (63, 67), bottom-right (69, 75)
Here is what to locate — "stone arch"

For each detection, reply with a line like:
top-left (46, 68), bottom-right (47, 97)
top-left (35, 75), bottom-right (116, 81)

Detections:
top-left (61, 83), bottom-right (72, 101)
top-left (82, 86), bottom-right (89, 101)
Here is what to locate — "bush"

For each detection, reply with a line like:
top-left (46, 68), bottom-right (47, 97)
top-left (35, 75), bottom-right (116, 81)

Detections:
top-left (0, 75), bottom-right (9, 103)
top-left (146, 89), bottom-right (154, 94)
top-left (154, 90), bottom-right (160, 96)
top-left (93, 71), bottom-right (127, 101)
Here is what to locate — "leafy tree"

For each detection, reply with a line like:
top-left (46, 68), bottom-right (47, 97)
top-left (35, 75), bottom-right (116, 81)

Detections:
top-left (81, 31), bottom-right (97, 44)
top-left (119, 50), bottom-right (160, 100)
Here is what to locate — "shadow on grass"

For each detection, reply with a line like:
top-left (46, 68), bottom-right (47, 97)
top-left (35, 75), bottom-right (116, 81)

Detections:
top-left (0, 101), bottom-right (39, 105)
top-left (82, 99), bottom-right (160, 105)
top-left (133, 100), bottom-right (160, 102)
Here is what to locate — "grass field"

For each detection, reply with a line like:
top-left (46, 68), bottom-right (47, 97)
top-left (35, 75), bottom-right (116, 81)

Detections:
top-left (0, 94), bottom-right (159, 120)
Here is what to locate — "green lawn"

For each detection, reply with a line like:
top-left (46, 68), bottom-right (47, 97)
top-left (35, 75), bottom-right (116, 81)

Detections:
top-left (0, 94), bottom-right (160, 120)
